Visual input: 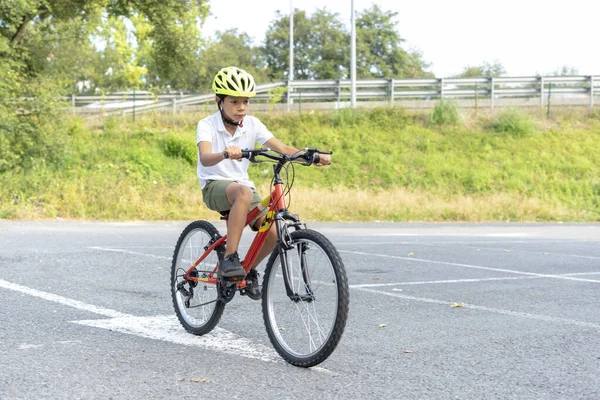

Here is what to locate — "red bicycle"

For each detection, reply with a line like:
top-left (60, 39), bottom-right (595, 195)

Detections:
top-left (171, 147), bottom-right (349, 367)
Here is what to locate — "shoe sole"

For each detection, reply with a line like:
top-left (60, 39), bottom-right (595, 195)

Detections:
top-left (218, 269), bottom-right (247, 278)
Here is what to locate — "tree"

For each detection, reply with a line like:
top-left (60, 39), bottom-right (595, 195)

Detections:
top-left (263, 9), bottom-right (349, 81)
top-left (456, 60), bottom-right (506, 78)
top-left (197, 29), bottom-right (268, 91)
top-left (263, 6), bottom-right (431, 81)
top-left (356, 5), bottom-right (432, 79)
top-left (0, 0), bottom-right (209, 172)
top-left (551, 65), bottom-right (579, 76)
top-left (1, 0), bottom-right (209, 90)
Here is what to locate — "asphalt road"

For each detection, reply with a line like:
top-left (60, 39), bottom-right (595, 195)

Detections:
top-left (1, 221), bottom-right (599, 400)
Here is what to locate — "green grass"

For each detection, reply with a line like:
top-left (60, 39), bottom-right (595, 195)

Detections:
top-left (1, 106), bottom-right (599, 221)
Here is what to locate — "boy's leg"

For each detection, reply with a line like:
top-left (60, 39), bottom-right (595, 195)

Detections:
top-left (249, 217), bottom-right (277, 269)
top-left (224, 182), bottom-right (254, 256)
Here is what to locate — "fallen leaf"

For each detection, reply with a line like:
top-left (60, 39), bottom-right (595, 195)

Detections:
top-left (491, 340), bottom-right (500, 344)
top-left (408, 252), bottom-right (414, 257)
top-left (378, 324), bottom-right (387, 328)
top-left (503, 249), bottom-right (510, 252)
top-left (191, 378), bottom-right (212, 383)
top-left (403, 349), bottom-right (414, 353)
top-left (374, 277), bottom-right (381, 280)
top-left (450, 302), bottom-right (464, 308)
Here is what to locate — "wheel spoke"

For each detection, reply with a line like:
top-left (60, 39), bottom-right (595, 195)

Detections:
top-left (171, 221), bottom-right (225, 336)
top-left (263, 229), bottom-right (348, 367)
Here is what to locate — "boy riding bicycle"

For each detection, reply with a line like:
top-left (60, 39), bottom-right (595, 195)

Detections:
top-left (196, 66), bottom-right (332, 299)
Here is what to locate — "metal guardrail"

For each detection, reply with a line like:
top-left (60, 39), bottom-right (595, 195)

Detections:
top-left (68, 75), bottom-right (599, 115)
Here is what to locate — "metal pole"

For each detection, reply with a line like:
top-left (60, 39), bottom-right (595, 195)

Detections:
top-left (287, 0), bottom-right (294, 113)
top-left (350, 0), bottom-right (356, 108)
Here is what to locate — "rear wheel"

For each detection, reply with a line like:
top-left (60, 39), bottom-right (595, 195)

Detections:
top-left (171, 220), bottom-right (225, 335)
top-left (262, 229), bottom-right (349, 367)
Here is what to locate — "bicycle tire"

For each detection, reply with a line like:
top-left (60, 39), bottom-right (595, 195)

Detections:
top-left (262, 229), bottom-right (349, 367)
top-left (171, 220), bottom-right (225, 335)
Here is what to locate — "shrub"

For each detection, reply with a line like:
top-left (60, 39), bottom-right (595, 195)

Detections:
top-left (162, 134), bottom-right (197, 165)
top-left (430, 100), bottom-right (461, 127)
top-left (490, 108), bottom-right (535, 137)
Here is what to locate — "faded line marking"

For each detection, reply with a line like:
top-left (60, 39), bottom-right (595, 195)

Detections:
top-left (89, 246), bottom-right (171, 260)
top-left (74, 315), bottom-right (280, 363)
top-left (350, 271), bottom-right (600, 288)
top-left (350, 275), bottom-right (540, 288)
top-left (0, 279), bottom-right (130, 318)
top-left (339, 250), bottom-right (600, 284)
top-left (355, 287), bottom-right (600, 330)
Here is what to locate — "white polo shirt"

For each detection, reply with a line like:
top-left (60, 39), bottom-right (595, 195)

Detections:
top-left (196, 111), bottom-right (274, 189)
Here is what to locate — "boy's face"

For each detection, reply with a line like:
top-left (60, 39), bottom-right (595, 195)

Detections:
top-left (218, 96), bottom-right (251, 123)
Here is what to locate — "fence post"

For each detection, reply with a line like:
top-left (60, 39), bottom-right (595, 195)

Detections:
top-left (389, 78), bottom-right (395, 107)
top-left (490, 77), bottom-right (495, 109)
top-left (337, 79), bottom-right (342, 109)
top-left (474, 82), bottom-right (478, 113)
top-left (540, 76), bottom-right (544, 107)
top-left (71, 94), bottom-right (76, 113)
top-left (172, 98), bottom-right (177, 114)
top-left (439, 78), bottom-right (445, 100)
top-left (590, 76), bottom-right (595, 108)
top-left (547, 83), bottom-right (552, 118)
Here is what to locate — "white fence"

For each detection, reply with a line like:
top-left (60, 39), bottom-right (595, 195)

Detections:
top-left (69, 75), bottom-right (600, 115)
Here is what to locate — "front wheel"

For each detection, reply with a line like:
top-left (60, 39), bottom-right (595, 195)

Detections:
top-left (262, 229), bottom-right (349, 367)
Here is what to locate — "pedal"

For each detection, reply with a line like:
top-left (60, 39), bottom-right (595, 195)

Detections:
top-left (216, 277), bottom-right (238, 303)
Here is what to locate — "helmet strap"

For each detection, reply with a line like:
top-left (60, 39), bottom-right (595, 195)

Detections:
top-left (217, 96), bottom-right (243, 128)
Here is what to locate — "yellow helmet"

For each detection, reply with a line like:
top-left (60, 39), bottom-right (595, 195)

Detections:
top-left (212, 66), bottom-right (256, 97)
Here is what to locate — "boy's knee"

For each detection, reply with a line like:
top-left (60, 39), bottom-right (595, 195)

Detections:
top-left (229, 184), bottom-right (253, 205)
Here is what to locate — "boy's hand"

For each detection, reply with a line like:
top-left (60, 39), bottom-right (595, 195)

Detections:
top-left (224, 146), bottom-right (243, 161)
top-left (315, 154), bottom-right (331, 166)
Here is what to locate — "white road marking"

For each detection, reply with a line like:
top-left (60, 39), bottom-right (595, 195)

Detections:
top-left (0, 279), bottom-right (130, 318)
top-left (355, 287), bottom-right (600, 330)
top-left (339, 250), bottom-right (600, 284)
top-left (89, 246), bottom-right (171, 261)
top-left (74, 315), bottom-right (280, 363)
top-left (0, 278), bottom-right (330, 371)
top-left (350, 271), bottom-right (600, 288)
top-left (351, 275), bottom-right (540, 288)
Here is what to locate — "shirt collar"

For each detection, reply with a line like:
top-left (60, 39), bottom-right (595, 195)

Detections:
top-left (214, 111), bottom-right (248, 136)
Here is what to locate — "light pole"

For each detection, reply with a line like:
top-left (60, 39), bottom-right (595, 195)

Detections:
top-left (350, 0), bottom-right (356, 108)
top-left (287, 0), bottom-right (294, 112)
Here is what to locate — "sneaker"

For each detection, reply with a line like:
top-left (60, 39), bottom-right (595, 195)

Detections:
top-left (245, 269), bottom-right (262, 300)
top-left (218, 252), bottom-right (246, 278)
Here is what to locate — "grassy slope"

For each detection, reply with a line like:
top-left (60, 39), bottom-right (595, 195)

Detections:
top-left (1, 106), bottom-right (599, 221)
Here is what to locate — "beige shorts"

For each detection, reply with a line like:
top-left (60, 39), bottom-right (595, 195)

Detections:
top-left (202, 180), bottom-right (267, 229)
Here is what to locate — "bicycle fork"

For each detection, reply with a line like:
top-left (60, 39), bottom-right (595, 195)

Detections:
top-left (276, 220), bottom-right (314, 303)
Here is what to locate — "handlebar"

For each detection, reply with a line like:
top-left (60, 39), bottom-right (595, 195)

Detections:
top-left (226, 147), bottom-right (332, 166)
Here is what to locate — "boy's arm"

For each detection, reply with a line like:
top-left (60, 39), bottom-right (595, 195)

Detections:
top-left (198, 141), bottom-right (228, 166)
top-left (264, 137), bottom-right (331, 166)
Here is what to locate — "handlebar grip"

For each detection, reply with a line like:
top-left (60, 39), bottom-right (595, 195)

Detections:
top-left (314, 154), bottom-right (320, 164)
top-left (241, 150), bottom-right (250, 159)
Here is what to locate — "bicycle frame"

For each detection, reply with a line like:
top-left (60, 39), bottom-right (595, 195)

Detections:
top-left (183, 169), bottom-right (290, 289)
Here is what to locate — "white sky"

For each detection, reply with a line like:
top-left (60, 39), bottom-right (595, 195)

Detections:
top-left (202, 0), bottom-right (599, 78)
